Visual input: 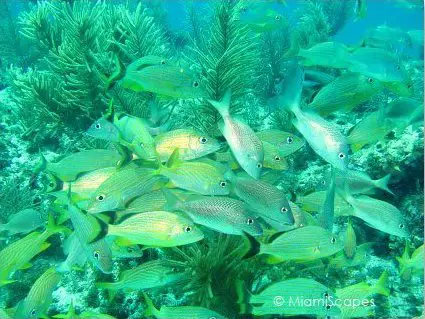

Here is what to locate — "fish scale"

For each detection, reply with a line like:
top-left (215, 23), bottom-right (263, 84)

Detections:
top-left (176, 196), bottom-right (262, 236)
top-left (261, 226), bottom-right (343, 261)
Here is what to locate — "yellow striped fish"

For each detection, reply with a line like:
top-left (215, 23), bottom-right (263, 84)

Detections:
top-left (35, 149), bottom-right (122, 182)
top-left (14, 267), bottom-right (61, 319)
top-left (106, 211), bottom-right (204, 247)
top-left (155, 129), bottom-right (222, 161)
top-left (0, 213), bottom-right (64, 286)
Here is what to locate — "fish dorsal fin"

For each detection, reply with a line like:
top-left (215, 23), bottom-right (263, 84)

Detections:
top-left (105, 98), bottom-right (115, 122)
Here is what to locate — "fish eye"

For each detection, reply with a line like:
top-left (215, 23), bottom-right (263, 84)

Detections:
top-left (338, 152), bottom-right (346, 159)
top-left (192, 81), bottom-right (199, 88)
top-left (241, 6), bottom-right (247, 12)
top-left (275, 15), bottom-right (281, 21)
top-left (408, 83), bottom-right (412, 88)
top-left (199, 136), bottom-right (208, 144)
top-left (30, 309), bottom-right (36, 316)
top-left (321, 180), bottom-right (326, 185)
top-left (48, 182), bottom-right (55, 187)
top-left (127, 247), bottom-right (134, 253)
top-left (172, 267), bottom-right (178, 272)
top-left (274, 155), bottom-right (281, 161)
top-left (95, 122), bottom-right (101, 129)
top-left (286, 136), bottom-right (294, 144)
top-left (184, 226), bottom-right (192, 233)
top-left (280, 207), bottom-right (288, 213)
top-left (256, 163), bottom-right (262, 169)
top-left (160, 60), bottom-right (166, 65)
top-left (396, 65), bottom-right (401, 70)
top-left (219, 181), bottom-right (227, 188)
top-left (96, 194), bottom-right (105, 201)
top-left (330, 237), bottom-right (336, 244)
top-left (367, 78), bottom-right (373, 83)
top-left (246, 218), bottom-right (254, 225)
top-left (93, 250), bottom-right (100, 260)
top-left (399, 224), bottom-right (405, 229)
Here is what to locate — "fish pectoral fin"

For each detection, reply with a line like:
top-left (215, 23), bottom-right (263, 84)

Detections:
top-left (39, 242), bottom-right (51, 253)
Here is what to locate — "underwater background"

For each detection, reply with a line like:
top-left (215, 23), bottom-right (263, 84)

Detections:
top-left (0, 0), bottom-right (424, 318)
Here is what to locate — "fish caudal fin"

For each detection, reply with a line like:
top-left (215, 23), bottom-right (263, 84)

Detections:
top-left (207, 89), bottom-right (232, 118)
top-left (375, 174), bottom-right (394, 195)
top-left (373, 271), bottom-right (390, 297)
top-left (33, 150), bottom-right (48, 175)
top-left (242, 232), bottom-right (261, 259)
top-left (143, 293), bottom-right (160, 317)
top-left (161, 188), bottom-right (179, 211)
top-left (45, 211), bottom-right (70, 237)
top-left (280, 61), bottom-right (305, 114)
top-left (235, 278), bottom-right (253, 314)
top-left (350, 142), bottom-right (365, 153)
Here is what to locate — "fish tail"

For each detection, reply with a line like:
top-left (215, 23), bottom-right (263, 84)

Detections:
top-left (350, 142), bottom-right (365, 153)
top-left (207, 89), bottom-right (232, 118)
top-left (235, 278), bottom-right (253, 314)
top-left (106, 53), bottom-right (125, 90)
top-left (0, 224), bottom-right (6, 234)
top-left (373, 271), bottom-right (390, 297)
top-left (45, 211), bottom-right (70, 237)
top-left (242, 231), bottom-right (261, 259)
top-left (33, 150), bottom-right (48, 175)
top-left (375, 174), bottom-right (394, 195)
top-left (143, 292), bottom-right (160, 317)
top-left (88, 216), bottom-right (109, 244)
top-left (161, 188), bottom-right (179, 211)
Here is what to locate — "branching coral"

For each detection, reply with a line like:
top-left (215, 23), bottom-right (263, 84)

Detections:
top-left (165, 234), bottom-right (263, 317)
top-left (11, 0), bottom-right (170, 145)
top-left (182, 0), bottom-right (260, 134)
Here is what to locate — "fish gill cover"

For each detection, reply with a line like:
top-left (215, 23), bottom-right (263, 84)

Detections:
top-left (0, 0), bottom-right (423, 318)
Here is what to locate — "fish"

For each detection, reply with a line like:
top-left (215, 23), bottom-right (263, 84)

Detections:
top-left (35, 149), bottom-right (123, 182)
top-left (296, 190), bottom-right (353, 216)
top-left (0, 213), bottom-right (64, 286)
top-left (396, 242), bottom-right (424, 280)
top-left (362, 25), bottom-right (411, 50)
top-left (154, 129), bottom-right (222, 161)
top-left (335, 271), bottom-right (389, 318)
top-left (114, 114), bottom-right (158, 160)
top-left (407, 29), bottom-right (424, 46)
top-left (0, 208), bottom-right (45, 235)
top-left (343, 218), bottom-right (357, 259)
top-left (304, 69), bottom-right (336, 88)
top-left (50, 167), bottom-right (117, 210)
top-left (261, 141), bottom-right (289, 170)
top-left (126, 55), bottom-right (168, 73)
top-left (115, 189), bottom-right (168, 220)
top-left (165, 190), bottom-right (263, 236)
top-left (318, 166), bottom-right (335, 231)
top-left (108, 238), bottom-right (144, 259)
top-left (65, 194), bottom-right (113, 274)
top-left (347, 47), bottom-right (409, 83)
top-left (244, 226), bottom-right (343, 262)
top-left (104, 211), bottom-right (204, 247)
top-left (144, 293), bottom-right (227, 319)
top-left (53, 300), bottom-right (118, 319)
top-left (256, 129), bottom-right (305, 157)
top-left (242, 278), bottom-right (340, 317)
top-left (238, 4), bottom-right (287, 33)
top-left (298, 42), bottom-right (352, 69)
top-left (334, 168), bottom-right (394, 195)
top-left (354, 0), bottom-right (367, 21)
top-left (208, 90), bottom-right (264, 179)
top-left (86, 117), bottom-right (120, 142)
top-left (57, 232), bottom-right (87, 273)
top-left (121, 64), bottom-right (207, 99)
top-left (343, 194), bottom-right (409, 238)
top-left (230, 173), bottom-right (295, 230)
top-left (158, 149), bottom-right (230, 195)
top-left (14, 268), bottom-right (61, 319)
top-left (280, 61), bottom-right (349, 170)
top-left (394, 0), bottom-right (424, 9)
top-left (87, 167), bottom-right (167, 213)
top-left (96, 260), bottom-right (185, 293)
top-left (329, 242), bottom-right (375, 269)
top-left (347, 97), bottom-right (423, 152)
top-left (308, 73), bottom-right (383, 115)
top-left (0, 309), bottom-right (10, 319)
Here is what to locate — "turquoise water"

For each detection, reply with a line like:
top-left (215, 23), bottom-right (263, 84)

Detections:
top-left (0, 0), bottom-right (423, 318)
